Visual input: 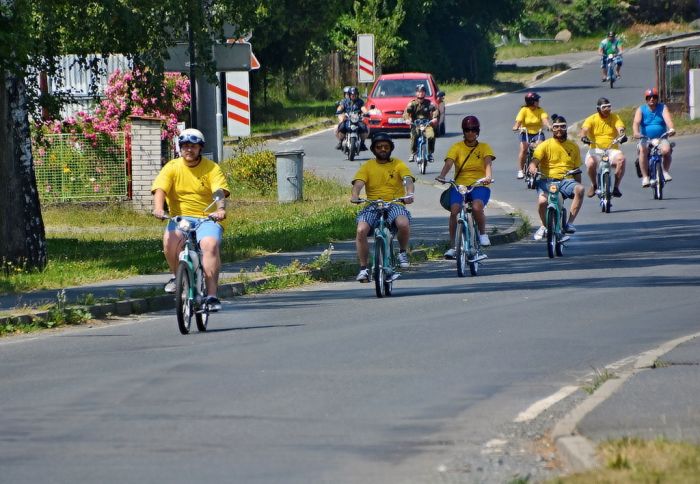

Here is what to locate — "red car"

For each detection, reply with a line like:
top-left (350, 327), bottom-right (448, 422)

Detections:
top-left (365, 72), bottom-right (444, 137)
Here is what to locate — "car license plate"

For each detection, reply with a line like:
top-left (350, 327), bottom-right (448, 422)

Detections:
top-left (388, 117), bottom-right (406, 125)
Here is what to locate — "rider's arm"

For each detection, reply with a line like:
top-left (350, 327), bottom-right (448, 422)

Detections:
top-left (152, 188), bottom-right (167, 219)
top-left (351, 179), bottom-right (365, 202)
top-left (632, 107), bottom-right (643, 138)
top-left (528, 156), bottom-right (540, 175)
top-left (436, 158), bottom-right (455, 181)
top-left (483, 156), bottom-right (494, 183)
top-left (403, 101), bottom-right (414, 121)
top-left (662, 105), bottom-right (676, 134)
top-left (403, 176), bottom-right (415, 204)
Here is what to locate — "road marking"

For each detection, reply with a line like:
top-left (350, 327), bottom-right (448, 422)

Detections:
top-left (514, 385), bottom-right (579, 423)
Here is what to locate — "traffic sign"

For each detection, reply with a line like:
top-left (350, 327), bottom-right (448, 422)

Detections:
top-left (357, 34), bottom-right (375, 83)
top-left (225, 71), bottom-right (251, 137)
top-left (164, 43), bottom-right (252, 72)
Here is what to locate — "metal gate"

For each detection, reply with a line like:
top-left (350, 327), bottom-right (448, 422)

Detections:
top-left (655, 45), bottom-right (700, 113)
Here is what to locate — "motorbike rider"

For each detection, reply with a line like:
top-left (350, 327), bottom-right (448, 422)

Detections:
top-left (632, 87), bottom-right (676, 187)
top-left (436, 90), bottom-right (446, 134)
top-left (351, 132), bottom-right (415, 282)
top-left (335, 86), bottom-right (368, 151)
top-left (580, 97), bottom-right (627, 198)
top-left (598, 31), bottom-right (623, 81)
top-left (512, 91), bottom-right (552, 179)
top-left (404, 84), bottom-right (438, 162)
top-left (528, 115), bottom-right (584, 241)
top-left (436, 115), bottom-right (495, 258)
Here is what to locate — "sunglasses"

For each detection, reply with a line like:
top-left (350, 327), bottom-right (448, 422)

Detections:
top-left (599, 104), bottom-right (612, 109)
top-left (463, 127), bottom-right (479, 133)
top-left (178, 134), bottom-right (203, 145)
top-left (552, 124), bottom-right (567, 130)
top-left (646, 95), bottom-right (659, 100)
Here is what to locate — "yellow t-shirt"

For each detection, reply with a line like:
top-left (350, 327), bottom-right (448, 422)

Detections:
top-left (581, 112), bottom-right (625, 149)
top-left (515, 106), bottom-right (549, 134)
top-left (151, 156), bottom-right (230, 219)
top-left (445, 141), bottom-right (495, 186)
top-left (532, 138), bottom-right (581, 179)
top-left (352, 158), bottom-right (415, 200)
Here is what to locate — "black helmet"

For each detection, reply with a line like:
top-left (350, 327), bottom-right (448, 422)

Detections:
top-left (525, 92), bottom-right (541, 105)
top-left (348, 86), bottom-right (359, 96)
top-left (437, 90), bottom-right (445, 98)
top-left (416, 84), bottom-right (426, 92)
top-left (597, 96), bottom-right (611, 108)
top-left (343, 86), bottom-right (351, 94)
top-left (607, 31), bottom-right (615, 37)
top-left (461, 115), bottom-right (480, 132)
top-left (370, 132), bottom-right (395, 152)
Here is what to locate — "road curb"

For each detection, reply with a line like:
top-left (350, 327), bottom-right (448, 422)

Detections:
top-left (551, 331), bottom-right (700, 473)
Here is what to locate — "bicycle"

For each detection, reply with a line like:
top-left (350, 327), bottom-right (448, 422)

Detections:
top-left (412, 119), bottom-right (432, 175)
top-left (641, 130), bottom-right (674, 200)
top-left (582, 134), bottom-right (625, 213)
top-left (354, 196), bottom-right (413, 297)
top-left (605, 54), bottom-right (621, 88)
top-left (437, 178), bottom-right (490, 277)
top-left (515, 128), bottom-right (543, 189)
top-left (164, 190), bottom-right (225, 334)
top-left (535, 168), bottom-right (582, 258)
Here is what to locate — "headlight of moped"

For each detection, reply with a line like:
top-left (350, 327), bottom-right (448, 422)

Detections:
top-left (457, 185), bottom-right (469, 195)
top-left (177, 218), bottom-right (192, 231)
top-left (548, 184), bottom-right (559, 194)
top-left (651, 138), bottom-right (660, 147)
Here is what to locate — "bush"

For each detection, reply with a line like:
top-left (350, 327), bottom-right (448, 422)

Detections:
top-left (221, 139), bottom-right (277, 194)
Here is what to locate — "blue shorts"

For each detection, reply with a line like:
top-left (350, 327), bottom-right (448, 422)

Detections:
top-left (167, 217), bottom-right (223, 243)
top-left (519, 131), bottom-right (545, 143)
top-left (448, 186), bottom-right (490, 207)
top-left (535, 178), bottom-right (579, 199)
top-left (356, 203), bottom-right (411, 230)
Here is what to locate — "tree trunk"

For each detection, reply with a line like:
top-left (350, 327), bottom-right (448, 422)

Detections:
top-left (0, 70), bottom-right (47, 272)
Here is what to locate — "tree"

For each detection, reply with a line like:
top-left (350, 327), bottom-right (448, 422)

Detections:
top-left (0, 0), bottom-right (262, 272)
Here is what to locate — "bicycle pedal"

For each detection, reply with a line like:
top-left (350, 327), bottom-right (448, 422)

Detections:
top-left (469, 253), bottom-right (488, 263)
top-left (389, 273), bottom-right (401, 281)
top-left (560, 235), bottom-right (571, 243)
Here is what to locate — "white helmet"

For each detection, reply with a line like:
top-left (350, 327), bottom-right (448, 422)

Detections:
top-left (178, 128), bottom-right (205, 145)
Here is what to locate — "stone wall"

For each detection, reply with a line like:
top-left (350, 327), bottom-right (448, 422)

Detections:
top-left (129, 116), bottom-right (163, 212)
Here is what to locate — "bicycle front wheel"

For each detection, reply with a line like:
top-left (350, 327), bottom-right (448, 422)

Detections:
top-left (546, 208), bottom-right (556, 259)
top-left (420, 142), bottom-right (428, 174)
top-left (455, 220), bottom-right (467, 278)
top-left (175, 262), bottom-right (193, 335)
top-left (655, 161), bottom-right (664, 200)
top-left (373, 239), bottom-right (387, 298)
top-left (468, 216), bottom-right (480, 276)
top-left (602, 172), bottom-right (611, 213)
top-left (195, 269), bottom-right (209, 332)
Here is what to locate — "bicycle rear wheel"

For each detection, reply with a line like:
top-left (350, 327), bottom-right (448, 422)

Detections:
top-left (175, 262), bottom-right (193, 335)
top-left (455, 220), bottom-right (467, 277)
top-left (546, 208), bottom-right (556, 259)
top-left (373, 239), bottom-right (387, 298)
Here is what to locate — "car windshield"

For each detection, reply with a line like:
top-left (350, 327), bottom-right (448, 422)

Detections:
top-left (371, 79), bottom-right (432, 98)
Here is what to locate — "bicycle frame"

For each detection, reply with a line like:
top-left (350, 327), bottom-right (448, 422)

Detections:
top-left (173, 217), bottom-right (210, 334)
top-left (519, 128), bottom-right (543, 189)
top-left (585, 135), bottom-right (624, 213)
top-left (413, 119), bottom-right (431, 175)
top-left (643, 131), bottom-right (672, 200)
top-left (537, 168), bottom-right (580, 259)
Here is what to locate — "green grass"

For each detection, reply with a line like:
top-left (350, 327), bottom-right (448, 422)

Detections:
top-left (1, 173), bottom-right (356, 295)
top-left (249, 99), bottom-right (336, 134)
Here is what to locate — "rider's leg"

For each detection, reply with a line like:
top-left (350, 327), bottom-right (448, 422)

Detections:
top-left (517, 141), bottom-right (527, 171)
top-left (536, 193), bottom-right (547, 227)
top-left (409, 126), bottom-right (417, 158)
top-left (448, 204), bottom-right (460, 242)
top-left (613, 152), bottom-right (626, 188)
top-left (394, 215), bottom-right (411, 252)
top-left (638, 143), bottom-right (650, 178)
top-left (567, 184), bottom-right (585, 224)
top-left (472, 200), bottom-right (487, 234)
top-left (426, 125), bottom-right (436, 152)
top-left (163, 228), bottom-right (185, 275)
top-left (199, 236), bottom-right (221, 297)
top-left (355, 221), bottom-right (372, 267)
top-left (585, 154), bottom-right (598, 196)
top-left (660, 140), bottom-right (673, 174)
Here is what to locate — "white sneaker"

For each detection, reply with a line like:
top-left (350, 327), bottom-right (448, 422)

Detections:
top-left (164, 277), bottom-right (176, 293)
top-left (398, 252), bottom-right (410, 268)
top-left (356, 268), bottom-right (369, 282)
top-left (444, 248), bottom-right (456, 259)
top-left (663, 171), bottom-right (672, 182)
top-left (479, 234), bottom-right (491, 246)
top-left (641, 176), bottom-right (650, 187)
top-left (516, 169), bottom-right (525, 179)
top-left (533, 226), bottom-right (546, 241)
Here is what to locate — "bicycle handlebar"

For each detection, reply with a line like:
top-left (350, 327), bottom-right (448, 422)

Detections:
top-left (352, 194), bottom-right (414, 205)
top-left (435, 177), bottom-right (493, 188)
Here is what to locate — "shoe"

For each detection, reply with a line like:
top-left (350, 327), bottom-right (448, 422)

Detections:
top-left (479, 234), bottom-right (491, 246)
top-left (517, 169), bottom-right (525, 179)
top-left (586, 185), bottom-right (597, 198)
top-left (663, 171), bottom-right (672, 182)
top-left (408, 153), bottom-right (415, 162)
top-left (389, 272), bottom-right (401, 282)
top-left (356, 268), bottom-right (369, 283)
top-left (164, 277), bottom-right (176, 293)
top-left (564, 223), bottom-right (576, 234)
top-left (444, 248), bottom-right (456, 259)
top-left (641, 176), bottom-right (650, 187)
top-left (204, 296), bottom-right (221, 312)
top-left (398, 251), bottom-right (410, 268)
top-left (428, 154), bottom-right (434, 162)
top-left (360, 142), bottom-right (368, 151)
top-left (335, 141), bottom-right (342, 150)
top-left (650, 178), bottom-right (658, 187)
top-left (601, 77), bottom-right (607, 82)
top-left (533, 226), bottom-right (546, 241)
top-left (612, 187), bottom-right (622, 198)
top-left (560, 235), bottom-right (570, 243)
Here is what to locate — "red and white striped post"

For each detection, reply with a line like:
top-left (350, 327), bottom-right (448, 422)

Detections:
top-left (225, 71), bottom-right (251, 137)
top-left (357, 34), bottom-right (375, 84)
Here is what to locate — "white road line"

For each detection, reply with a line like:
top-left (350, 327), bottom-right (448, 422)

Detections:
top-left (514, 385), bottom-right (579, 423)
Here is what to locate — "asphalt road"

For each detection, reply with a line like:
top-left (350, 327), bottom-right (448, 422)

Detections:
top-left (1, 40), bottom-right (699, 483)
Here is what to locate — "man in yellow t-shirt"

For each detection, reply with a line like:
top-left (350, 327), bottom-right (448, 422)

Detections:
top-left (528, 115), bottom-right (585, 241)
top-left (351, 132), bottom-right (415, 283)
top-left (512, 92), bottom-right (552, 179)
top-left (436, 115), bottom-right (494, 259)
top-left (580, 97), bottom-right (628, 198)
top-left (151, 128), bottom-right (230, 310)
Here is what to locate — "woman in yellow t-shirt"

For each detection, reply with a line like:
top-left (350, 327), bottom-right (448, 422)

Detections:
top-left (512, 92), bottom-right (552, 180)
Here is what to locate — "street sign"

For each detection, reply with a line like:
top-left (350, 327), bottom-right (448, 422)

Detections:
top-left (225, 71), bottom-right (251, 137)
top-left (357, 34), bottom-right (375, 83)
top-left (164, 43), bottom-right (252, 72)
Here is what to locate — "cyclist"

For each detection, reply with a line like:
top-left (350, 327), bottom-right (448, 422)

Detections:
top-left (528, 115), bottom-right (584, 240)
top-left (350, 132), bottom-right (415, 282)
top-left (599, 31), bottom-right (623, 82)
top-left (151, 128), bottom-right (230, 311)
top-left (512, 91), bottom-right (552, 179)
top-left (632, 87), bottom-right (676, 187)
top-left (335, 86), bottom-right (369, 151)
top-left (404, 84), bottom-right (438, 162)
top-left (580, 97), bottom-right (627, 198)
top-left (436, 115), bottom-right (494, 258)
